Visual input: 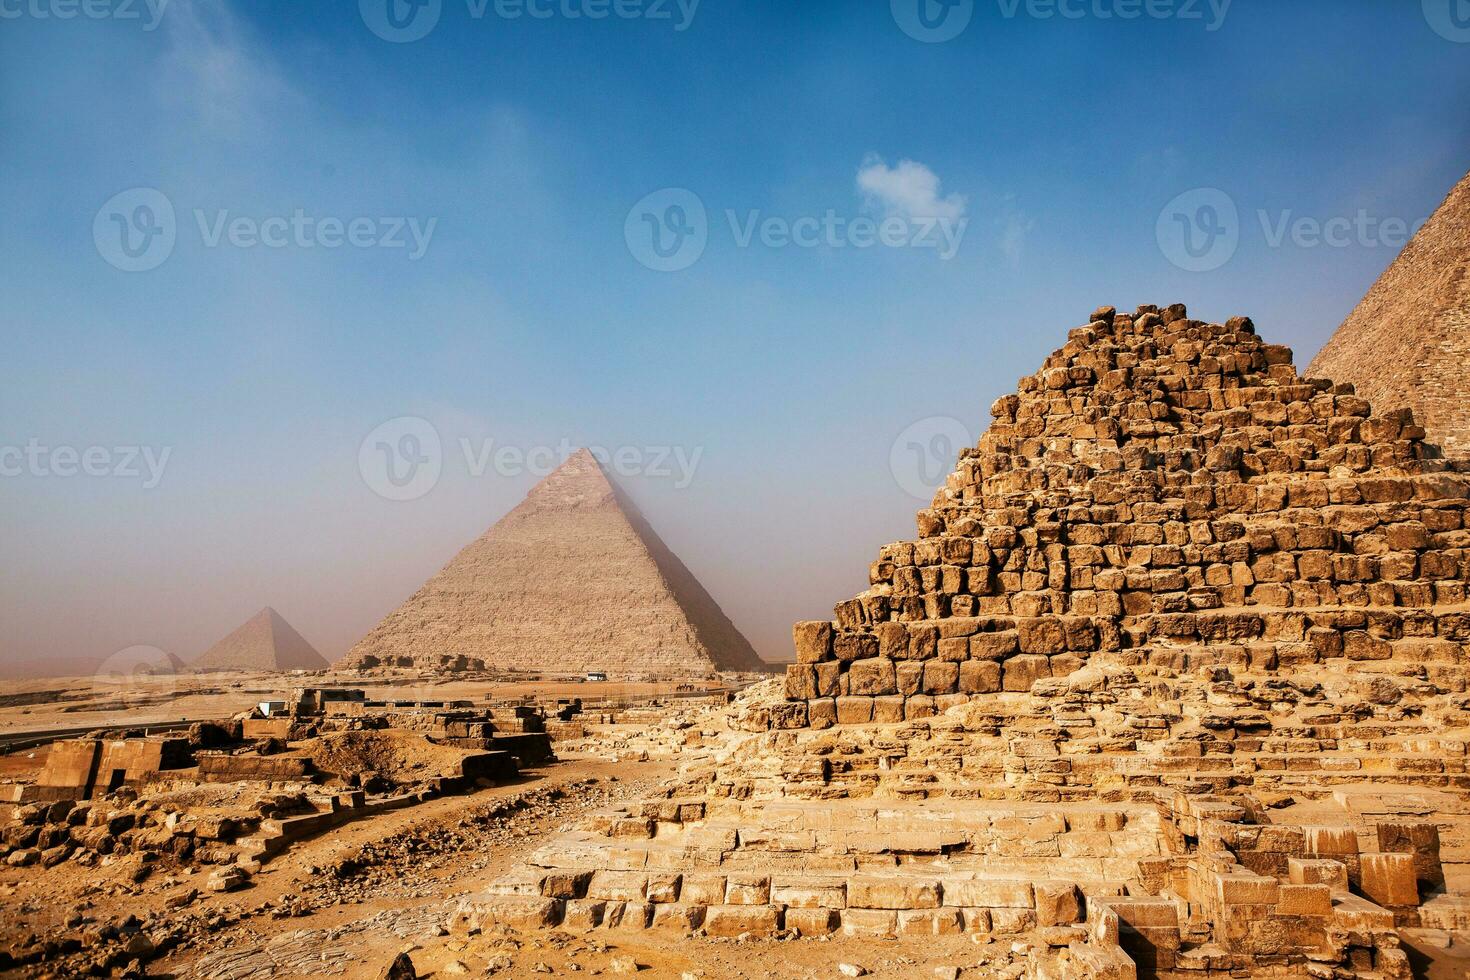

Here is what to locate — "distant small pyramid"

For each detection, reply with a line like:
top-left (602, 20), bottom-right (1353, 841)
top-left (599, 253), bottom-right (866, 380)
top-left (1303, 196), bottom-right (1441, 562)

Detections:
top-left (340, 449), bottom-right (768, 676)
top-left (193, 607), bottom-right (329, 672)
top-left (1309, 169), bottom-right (1470, 453)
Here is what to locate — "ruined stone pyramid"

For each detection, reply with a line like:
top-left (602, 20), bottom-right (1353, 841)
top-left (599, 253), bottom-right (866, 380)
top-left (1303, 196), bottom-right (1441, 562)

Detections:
top-left (472, 305), bottom-right (1470, 978)
top-left (1310, 169), bottom-right (1470, 454)
top-left (192, 607), bottom-right (329, 672)
top-left (341, 449), bottom-right (766, 677)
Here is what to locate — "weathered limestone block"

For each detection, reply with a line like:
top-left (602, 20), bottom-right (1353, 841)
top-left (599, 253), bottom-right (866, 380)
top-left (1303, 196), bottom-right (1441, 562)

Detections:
top-left (898, 908), bottom-right (964, 936)
top-left (1358, 853), bottom-right (1418, 907)
top-left (942, 878), bottom-right (1034, 908)
top-left (1033, 881), bottom-right (1081, 926)
top-left (679, 874), bottom-right (726, 906)
top-left (703, 905), bottom-right (781, 937)
top-left (849, 658), bottom-right (897, 696)
top-left (848, 876), bottom-right (941, 910)
top-left (786, 907), bottom-right (839, 935)
top-left (650, 903), bottom-right (703, 931)
top-left (772, 878), bottom-right (846, 909)
top-left (840, 908), bottom-right (898, 938)
top-left (724, 874), bottom-right (771, 905)
top-left (836, 697), bottom-right (874, 724)
top-left (1003, 655), bottom-right (1051, 691)
top-left (561, 899), bottom-right (605, 930)
top-left (1288, 858), bottom-right (1349, 893)
top-left (587, 871), bottom-right (647, 902)
top-left (959, 660), bottom-right (1001, 693)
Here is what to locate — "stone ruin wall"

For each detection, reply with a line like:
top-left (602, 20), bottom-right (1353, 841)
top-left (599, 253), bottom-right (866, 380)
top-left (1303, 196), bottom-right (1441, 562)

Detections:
top-left (781, 303), bottom-right (1470, 738)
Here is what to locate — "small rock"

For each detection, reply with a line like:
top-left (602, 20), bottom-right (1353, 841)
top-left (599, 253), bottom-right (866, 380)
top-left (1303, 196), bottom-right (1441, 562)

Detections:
top-left (838, 966), bottom-right (867, 978)
top-left (609, 956), bottom-right (641, 974)
top-left (376, 952), bottom-right (417, 980)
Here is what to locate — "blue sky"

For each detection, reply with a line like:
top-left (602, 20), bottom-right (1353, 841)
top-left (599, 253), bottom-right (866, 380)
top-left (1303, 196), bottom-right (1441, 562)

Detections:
top-left (1, 0), bottom-right (1468, 676)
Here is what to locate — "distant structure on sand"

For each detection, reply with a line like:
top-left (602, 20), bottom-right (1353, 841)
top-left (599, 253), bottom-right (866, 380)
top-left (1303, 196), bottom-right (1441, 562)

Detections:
top-left (1311, 169), bottom-right (1470, 454)
top-left (340, 448), bottom-right (767, 677)
top-left (192, 607), bottom-right (329, 673)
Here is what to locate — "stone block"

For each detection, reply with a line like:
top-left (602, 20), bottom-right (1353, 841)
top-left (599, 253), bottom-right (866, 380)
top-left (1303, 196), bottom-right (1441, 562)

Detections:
top-left (1276, 884), bottom-right (1332, 917)
top-left (941, 878), bottom-right (1033, 908)
top-left (959, 660), bottom-right (1001, 693)
top-left (588, 870), bottom-right (647, 902)
top-left (540, 870), bottom-right (593, 900)
top-left (848, 876), bottom-right (940, 910)
top-left (646, 874), bottom-right (681, 904)
top-left (897, 662), bottom-right (925, 695)
top-left (679, 873), bottom-right (726, 906)
top-left (990, 907), bottom-right (1036, 934)
top-left (794, 621), bottom-right (833, 663)
top-left (849, 657), bottom-right (897, 696)
top-left (807, 698), bottom-right (837, 729)
top-left (1288, 858), bottom-right (1348, 893)
top-left (1019, 618), bottom-right (1067, 654)
top-left (836, 697), bottom-right (874, 724)
top-left (604, 901), bottom-right (652, 930)
top-left (724, 874), bottom-right (771, 905)
top-left (785, 907), bottom-right (838, 936)
top-left (561, 899), bottom-right (605, 930)
top-left (970, 632), bottom-right (1019, 659)
top-left (922, 661), bottom-right (959, 695)
top-left (784, 665), bottom-right (817, 700)
top-left (840, 908), bottom-right (898, 938)
top-left (1003, 655), bottom-right (1051, 691)
top-left (897, 908), bottom-right (964, 936)
top-left (772, 878), bottom-right (846, 909)
top-left (873, 695), bottom-right (905, 723)
top-left (1033, 881), bottom-right (1081, 926)
top-left (1359, 852), bottom-right (1417, 907)
top-left (650, 903), bottom-right (703, 931)
top-left (703, 904), bottom-right (781, 938)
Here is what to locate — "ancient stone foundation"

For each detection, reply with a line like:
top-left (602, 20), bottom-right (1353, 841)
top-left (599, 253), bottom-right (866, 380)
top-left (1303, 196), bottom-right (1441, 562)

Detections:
top-left (467, 305), bottom-right (1470, 978)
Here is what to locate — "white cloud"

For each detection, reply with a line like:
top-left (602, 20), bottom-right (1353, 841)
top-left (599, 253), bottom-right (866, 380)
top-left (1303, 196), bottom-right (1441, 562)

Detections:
top-left (856, 156), bottom-right (968, 222)
top-left (156, 0), bottom-right (298, 140)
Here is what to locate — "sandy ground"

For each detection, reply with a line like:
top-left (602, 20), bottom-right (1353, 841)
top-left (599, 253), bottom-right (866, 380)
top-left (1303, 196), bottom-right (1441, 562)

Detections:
top-left (0, 673), bottom-right (729, 737)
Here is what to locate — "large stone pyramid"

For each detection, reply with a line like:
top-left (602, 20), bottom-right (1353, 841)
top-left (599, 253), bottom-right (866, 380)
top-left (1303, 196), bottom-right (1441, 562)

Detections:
top-left (1310, 170), bottom-right (1470, 454)
top-left (341, 449), bottom-right (766, 677)
top-left (468, 306), bottom-right (1470, 978)
top-left (192, 607), bottom-right (329, 672)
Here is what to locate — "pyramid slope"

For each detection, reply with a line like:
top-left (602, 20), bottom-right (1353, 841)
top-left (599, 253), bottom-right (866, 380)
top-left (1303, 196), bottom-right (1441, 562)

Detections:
top-left (1309, 169), bottom-right (1470, 453)
top-left (341, 449), bottom-right (767, 676)
top-left (193, 607), bottom-right (329, 672)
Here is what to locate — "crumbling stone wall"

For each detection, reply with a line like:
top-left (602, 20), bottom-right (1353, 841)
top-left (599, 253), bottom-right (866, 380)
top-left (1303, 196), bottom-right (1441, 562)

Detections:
top-left (786, 304), bottom-right (1469, 729)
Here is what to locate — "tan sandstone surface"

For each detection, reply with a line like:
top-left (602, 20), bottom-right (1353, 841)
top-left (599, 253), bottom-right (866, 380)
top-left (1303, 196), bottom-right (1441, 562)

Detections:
top-left (339, 449), bottom-right (769, 678)
top-left (1310, 169), bottom-right (1470, 455)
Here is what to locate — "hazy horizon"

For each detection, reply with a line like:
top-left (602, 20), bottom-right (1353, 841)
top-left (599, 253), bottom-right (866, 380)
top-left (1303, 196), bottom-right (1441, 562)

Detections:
top-left (3, 1), bottom-right (1468, 680)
